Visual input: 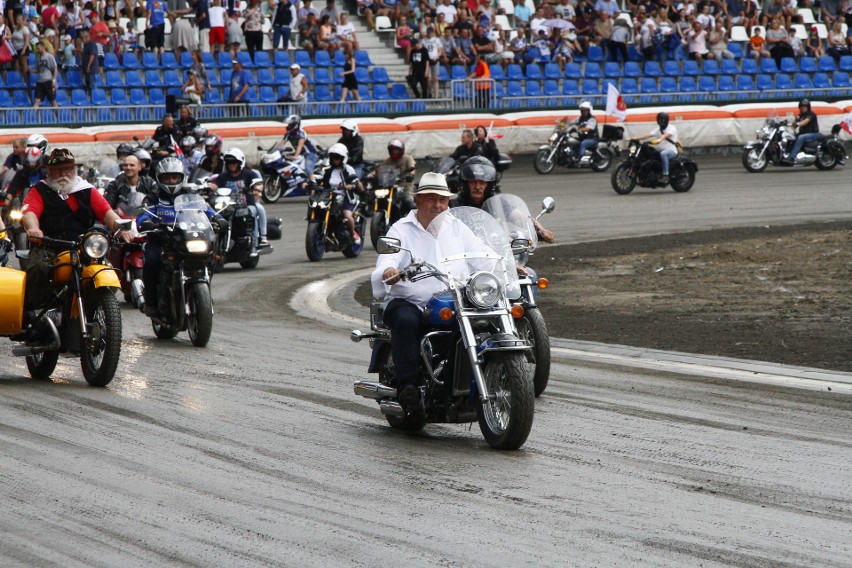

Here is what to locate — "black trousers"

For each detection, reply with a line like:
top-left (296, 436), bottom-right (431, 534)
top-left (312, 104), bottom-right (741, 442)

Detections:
top-left (142, 242), bottom-right (162, 308)
top-left (383, 298), bottom-right (425, 389)
top-left (406, 73), bottom-right (428, 98)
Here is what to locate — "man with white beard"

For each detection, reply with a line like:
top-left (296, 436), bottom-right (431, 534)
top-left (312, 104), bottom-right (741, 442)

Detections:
top-left (21, 148), bottom-right (131, 308)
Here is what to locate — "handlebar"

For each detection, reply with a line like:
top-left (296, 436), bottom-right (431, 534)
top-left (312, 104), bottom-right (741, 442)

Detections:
top-left (28, 235), bottom-right (78, 249)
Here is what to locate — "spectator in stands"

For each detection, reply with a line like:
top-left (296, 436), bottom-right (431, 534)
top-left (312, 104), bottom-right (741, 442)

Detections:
top-left (509, 25), bottom-right (530, 65)
top-left (554, 0), bottom-right (576, 20)
top-left (33, 41), bottom-right (58, 109)
top-left (396, 14), bottom-right (413, 60)
top-left (573, 1), bottom-right (595, 54)
top-left (298, 0), bottom-right (320, 22)
top-left (226, 7), bottom-right (245, 59)
top-left (595, 0), bottom-right (620, 18)
top-left (760, 0), bottom-right (783, 27)
top-left (467, 52), bottom-right (491, 108)
top-left (826, 19), bottom-right (849, 61)
top-left (494, 30), bottom-right (514, 70)
top-left (395, 0), bottom-right (415, 23)
top-left (339, 47), bottom-right (361, 101)
top-left (359, 0), bottom-right (380, 30)
top-left (65, 1), bottom-right (85, 45)
top-left (844, 0), bottom-right (852, 26)
top-left (437, 0), bottom-right (458, 26)
top-left (435, 12), bottom-right (449, 36)
top-left (531, 28), bottom-right (552, 62)
top-left (805, 25), bottom-right (824, 58)
top-left (195, 0), bottom-right (211, 53)
top-left (439, 25), bottom-right (459, 65)
top-left (636, 12), bottom-right (658, 62)
top-left (740, 0), bottom-right (759, 31)
top-left (121, 19), bottom-right (142, 61)
top-left (299, 12), bottom-right (319, 57)
top-left (766, 16), bottom-right (795, 66)
top-left (182, 69), bottom-right (206, 105)
top-left (209, 0), bottom-right (228, 55)
top-left (10, 14), bottom-right (30, 79)
top-left (146, 0), bottom-right (169, 63)
top-left (42, 0), bottom-right (61, 53)
top-left (373, 0), bottom-right (398, 26)
top-left (318, 14), bottom-right (340, 57)
top-left (153, 113), bottom-right (179, 146)
top-left (81, 29), bottom-right (99, 94)
top-left (593, 10), bottom-right (613, 56)
top-left (787, 23), bottom-right (806, 58)
top-left (455, 27), bottom-right (476, 68)
top-left (529, 7), bottom-right (547, 36)
top-left (278, 62), bottom-right (309, 105)
top-left (686, 19), bottom-right (712, 63)
top-left (609, 16), bottom-right (631, 62)
top-left (696, 3), bottom-right (716, 30)
top-left (241, 0), bottom-right (265, 61)
top-left (748, 25), bottom-right (771, 60)
top-left (423, 26), bottom-right (443, 97)
top-left (321, 0), bottom-right (341, 24)
top-left (271, 0), bottom-right (296, 52)
top-left (472, 23), bottom-right (495, 60)
top-left (172, 8), bottom-right (198, 59)
top-left (710, 24), bottom-right (735, 59)
top-left (407, 36), bottom-right (430, 97)
top-left (337, 12), bottom-right (360, 51)
top-left (512, 0), bottom-right (531, 25)
top-left (190, 50), bottom-right (212, 93)
top-left (454, 8), bottom-right (475, 32)
top-left (227, 58), bottom-right (252, 114)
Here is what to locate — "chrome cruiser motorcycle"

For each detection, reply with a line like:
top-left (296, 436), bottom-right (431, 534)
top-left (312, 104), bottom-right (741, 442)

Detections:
top-left (534, 122), bottom-right (622, 174)
top-left (483, 194), bottom-right (555, 397)
top-left (611, 140), bottom-right (698, 194)
top-left (742, 118), bottom-right (847, 172)
top-left (351, 207), bottom-right (535, 450)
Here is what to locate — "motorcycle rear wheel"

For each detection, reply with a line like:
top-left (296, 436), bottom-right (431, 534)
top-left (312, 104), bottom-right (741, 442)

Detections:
top-left (742, 148), bottom-right (769, 172)
top-left (26, 350), bottom-right (59, 380)
top-left (477, 353), bottom-right (534, 450)
top-left (370, 210), bottom-right (388, 251)
top-left (533, 149), bottom-right (556, 175)
top-left (814, 147), bottom-right (838, 170)
top-left (670, 168), bottom-right (696, 193)
top-left (611, 163), bottom-right (636, 195)
top-left (516, 308), bottom-right (551, 397)
top-left (591, 148), bottom-right (613, 172)
top-left (152, 320), bottom-right (178, 339)
top-left (187, 283), bottom-right (213, 347)
top-left (262, 176), bottom-right (283, 203)
top-left (305, 221), bottom-right (325, 262)
top-left (377, 345), bottom-right (427, 431)
top-left (81, 288), bottom-right (122, 387)
top-left (239, 255), bottom-right (260, 269)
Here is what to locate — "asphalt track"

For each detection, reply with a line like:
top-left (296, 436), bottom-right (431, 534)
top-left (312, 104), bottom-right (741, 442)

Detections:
top-left (1, 154), bottom-right (851, 567)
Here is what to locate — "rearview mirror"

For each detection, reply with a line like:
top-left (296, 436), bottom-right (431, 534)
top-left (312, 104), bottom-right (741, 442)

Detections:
top-left (511, 237), bottom-right (531, 255)
top-left (541, 197), bottom-right (556, 214)
top-left (115, 219), bottom-right (133, 232)
top-left (376, 237), bottom-right (401, 254)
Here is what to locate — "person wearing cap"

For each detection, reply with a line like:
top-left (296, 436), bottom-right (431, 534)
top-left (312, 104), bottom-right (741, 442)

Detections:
top-left (181, 68), bottom-right (206, 105)
top-left (805, 25), bottom-right (824, 59)
top-left (21, 148), bottom-right (132, 308)
top-left (227, 58), bottom-right (252, 114)
top-left (337, 119), bottom-right (365, 177)
top-left (369, 172), bottom-right (457, 417)
top-left (278, 62), bottom-right (309, 105)
top-left (406, 36), bottom-right (431, 98)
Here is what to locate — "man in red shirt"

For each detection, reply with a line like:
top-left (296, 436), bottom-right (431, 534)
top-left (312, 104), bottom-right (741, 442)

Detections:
top-left (22, 148), bottom-right (130, 307)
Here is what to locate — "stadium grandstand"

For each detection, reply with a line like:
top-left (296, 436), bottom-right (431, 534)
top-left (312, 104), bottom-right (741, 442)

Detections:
top-left (2, 0), bottom-right (851, 126)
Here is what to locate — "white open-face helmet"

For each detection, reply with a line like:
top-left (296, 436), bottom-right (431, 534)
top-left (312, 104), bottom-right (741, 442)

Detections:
top-left (223, 147), bottom-right (246, 169)
top-left (579, 101), bottom-right (593, 113)
top-left (27, 133), bottom-right (49, 153)
top-left (328, 143), bottom-right (349, 164)
top-left (340, 118), bottom-right (359, 136)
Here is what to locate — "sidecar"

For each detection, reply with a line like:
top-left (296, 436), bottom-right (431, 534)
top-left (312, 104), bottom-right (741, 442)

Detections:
top-left (0, 266), bottom-right (26, 335)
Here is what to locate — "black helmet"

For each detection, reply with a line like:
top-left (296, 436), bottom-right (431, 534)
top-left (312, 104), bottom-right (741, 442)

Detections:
top-left (657, 112), bottom-right (670, 130)
top-left (458, 156), bottom-right (498, 203)
top-left (798, 98), bottom-right (811, 109)
top-left (116, 143), bottom-right (134, 160)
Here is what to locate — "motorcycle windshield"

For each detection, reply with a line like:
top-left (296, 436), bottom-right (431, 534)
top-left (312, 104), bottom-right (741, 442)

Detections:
top-left (173, 194), bottom-right (213, 233)
top-left (119, 191), bottom-right (147, 215)
top-left (481, 194), bottom-right (538, 254)
top-left (376, 165), bottom-right (398, 187)
top-left (433, 157), bottom-right (456, 175)
top-left (428, 206), bottom-right (520, 300)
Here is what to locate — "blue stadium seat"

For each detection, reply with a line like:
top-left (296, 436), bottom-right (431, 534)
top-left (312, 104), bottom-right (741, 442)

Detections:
top-left (332, 67), bottom-right (343, 83)
top-left (663, 60), bottom-right (681, 76)
top-left (12, 90), bottom-right (30, 106)
top-left (833, 71), bottom-right (851, 88)
top-left (584, 62), bottom-right (602, 78)
top-left (71, 89), bottom-right (89, 106)
top-left (122, 52), bottom-right (142, 68)
top-left (437, 64), bottom-right (450, 81)
top-left (604, 61), bottom-right (622, 78)
top-left (129, 88), bottom-right (147, 106)
top-left (105, 70), bottom-right (124, 88)
top-left (679, 76), bottom-right (697, 94)
top-left (273, 51), bottom-right (291, 67)
top-left (372, 66), bottom-right (391, 83)
top-left (799, 57), bottom-right (817, 73)
top-left (257, 67), bottom-right (274, 84)
top-left (621, 77), bottom-right (639, 95)
top-left (142, 51), bottom-right (161, 69)
top-left (624, 61), bottom-right (642, 77)
top-left (543, 79), bottom-right (560, 96)
top-left (818, 56), bottom-right (837, 71)
top-left (525, 81), bottom-right (543, 97)
top-left (391, 83), bottom-right (411, 99)
top-left (755, 74), bottom-right (774, 90)
top-left (373, 83), bottom-right (391, 100)
top-left (149, 88), bottom-right (165, 105)
top-left (506, 63), bottom-right (523, 80)
top-left (164, 69), bottom-right (183, 88)
top-left (627, 44), bottom-right (643, 62)
top-left (703, 59), bottom-right (720, 75)
top-left (354, 67), bottom-right (371, 83)
top-left (780, 57), bottom-right (798, 73)
top-left (103, 52), bottom-right (121, 70)
top-left (526, 64), bottom-right (543, 80)
top-left (587, 45), bottom-right (605, 61)
top-left (840, 56), bottom-right (852, 71)
top-left (314, 85), bottom-right (333, 101)
top-left (314, 50), bottom-right (332, 67)
top-left (507, 80), bottom-right (523, 97)
top-left (313, 67), bottom-right (332, 84)
top-left (718, 75), bottom-right (735, 98)
top-left (0, 90), bottom-right (13, 107)
top-left (581, 78), bottom-right (600, 94)
top-left (333, 50), bottom-right (346, 67)
top-left (741, 58), bottom-right (759, 74)
top-left (5, 71), bottom-right (25, 88)
top-left (721, 59), bottom-right (739, 75)
top-left (736, 74), bottom-right (756, 93)
top-left (659, 77), bottom-right (676, 102)
top-left (161, 52), bottom-right (178, 69)
top-left (218, 51), bottom-right (233, 68)
top-left (208, 88), bottom-right (225, 103)
top-left (641, 77), bottom-right (660, 93)
top-left (450, 64), bottom-right (466, 80)
top-left (243, 86), bottom-right (257, 103)
top-left (564, 62), bottom-right (581, 79)
top-left (812, 72), bottom-right (830, 89)
top-left (354, 50), bottom-right (373, 67)
top-left (489, 64), bottom-right (505, 81)
top-left (699, 75), bottom-right (716, 93)
top-left (259, 85), bottom-right (276, 103)
top-left (111, 88), bottom-right (129, 105)
top-left (794, 72), bottom-right (814, 90)
top-left (202, 51), bottom-right (219, 69)
top-left (682, 60), bottom-right (701, 75)
top-left (728, 43), bottom-right (744, 59)
top-left (54, 89), bottom-right (70, 106)
top-left (91, 88), bottom-right (109, 105)
top-left (236, 51), bottom-right (255, 68)
top-left (760, 58), bottom-right (779, 74)
top-left (274, 68), bottom-right (289, 84)
top-left (166, 87), bottom-right (182, 98)
top-left (145, 70), bottom-right (164, 87)
top-left (643, 61), bottom-right (662, 77)
top-left (179, 51), bottom-right (194, 68)
top-left (775, 73), bottom-right (793, 92)
top-left (543, 63), bottom-right (561, 79)
top-left (562, 79), bottom-right (579, 96)
top-left (294, 50), bottom-right (313, 67)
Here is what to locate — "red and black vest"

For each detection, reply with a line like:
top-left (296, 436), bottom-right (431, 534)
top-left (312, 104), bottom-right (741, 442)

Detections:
top-left (32, 182), bottom-right (96, 241)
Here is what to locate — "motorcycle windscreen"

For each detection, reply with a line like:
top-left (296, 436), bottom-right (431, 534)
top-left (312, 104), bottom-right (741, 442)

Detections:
top-left (376, 165), bottom-right (399, 188)
top-left (481, 194), bottom-right (538, 253)
top-left (174, 194), bottom-right (215, 242)
top-left (428, 206), bottom-right (520, 300)
top-left (433, 157), bottom-right (457, 175)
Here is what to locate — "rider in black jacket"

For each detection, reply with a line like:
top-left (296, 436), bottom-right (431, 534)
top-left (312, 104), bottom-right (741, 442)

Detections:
top-left (337, 119), bottom-right (365, 178)
top-left (104, 154), bottom-right (159, 210)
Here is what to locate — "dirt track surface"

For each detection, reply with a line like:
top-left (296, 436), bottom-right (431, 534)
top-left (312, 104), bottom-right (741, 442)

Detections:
top-left (534, 220), bottom-right (852, 372)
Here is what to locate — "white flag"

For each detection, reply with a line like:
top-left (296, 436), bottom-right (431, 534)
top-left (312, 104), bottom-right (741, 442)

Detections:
top-left (606, 82), bottom-right (627, 121)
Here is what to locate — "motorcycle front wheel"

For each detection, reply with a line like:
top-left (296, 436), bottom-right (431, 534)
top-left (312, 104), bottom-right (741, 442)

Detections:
top-left (814, 147), bottom-right (839, 170)
top-left (591, 148), bottom-right (613, 172)
top-left (478, 353), bottom-right (534, 450)
top-left (186, 283), bottom-right (213, 347)
top-left (81, 288), bottom-right (122, 387)
top-left (305, 220), bottom-right (325, 262)
top-left (742, 147), bottom-right (769, 172)
top-left (611, 163), bottom-right (636, 195)
top-left (516, 308), bottom-right (551, 397)
top-left (26, 350), bottom-right (59, 380)
top-left (670, 167), bottom-right (696, 193)
top-left (533, 149), bottom-right (556, 175)
top-left (370, 210), bottom-right (388, 251)
top-left (261, 175), bottom-right (283, 203)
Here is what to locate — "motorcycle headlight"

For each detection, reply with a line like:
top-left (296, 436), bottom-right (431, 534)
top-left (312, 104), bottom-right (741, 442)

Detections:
top-left (10, 210), bottom-right (22, 222)
top-left (465, 272), bottom-right (502, 308)
top-left (83, 233), bottom-right (110, 259)
top-left (185, 240), bottom-right (209, 254)
top-left (548, 133), bottom-right (558, 143)
top-left (374, 189), bottom-right (390, 198)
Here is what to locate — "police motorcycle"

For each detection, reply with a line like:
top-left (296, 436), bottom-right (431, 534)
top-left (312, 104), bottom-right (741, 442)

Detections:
top-left (534, 121), bottom-right (622, 174)
top-left (483, 194), bottom-right (555, 397)
top-left (741, 117), bottom-right (847, 172)
top-left (366, 165), bottom-right (414, 250)
top-left (139, 193), bottom-right (217, 347)
top-left (0, 226), bottom-right (128, 386)
top-left (350, 207), bottom-right (535, 450)
top-left (257, 143), bottom-right (329, 203)
top-left (611, 139), bottom-right (698, 194)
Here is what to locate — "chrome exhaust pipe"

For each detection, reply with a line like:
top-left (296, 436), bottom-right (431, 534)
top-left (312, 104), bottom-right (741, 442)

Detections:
top-left (353, 381), bottom-right (397, 400)
top-left (12, 316), bottom-right (60, 357)
top-left (379, 400), bottom-right (404, 417)
top-left (131, 279), bottom-right (145, 309)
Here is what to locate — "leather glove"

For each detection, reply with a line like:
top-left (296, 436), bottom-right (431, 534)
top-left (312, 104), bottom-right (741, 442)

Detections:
top-left (1, 236), bottom-right (11, 253)
top-left (214, 217), bottom-right (229, 232)
top-left (140, 219), bottom-right (156, 232)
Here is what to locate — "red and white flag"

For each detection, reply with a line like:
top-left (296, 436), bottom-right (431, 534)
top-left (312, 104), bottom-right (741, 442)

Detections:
top-left (171, 135), bottom-right (184, 158)
top-left (605, 82), bottom-right (628, 122)
top-left (841, 112), bottom-right (852, 135)
top-left (486, 120), bottom-right (504, 139)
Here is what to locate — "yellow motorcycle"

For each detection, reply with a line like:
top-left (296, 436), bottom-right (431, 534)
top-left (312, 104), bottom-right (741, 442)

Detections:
top-left (0, 227), bottom-right (125, 386)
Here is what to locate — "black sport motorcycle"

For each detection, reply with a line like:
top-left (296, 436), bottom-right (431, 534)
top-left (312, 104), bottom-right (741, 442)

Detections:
top-left (351, 207), bottom-right (534, 450)
top-left (534, 122), bottom-right (622, 174)
top-left (206, 186), bottom-right (272, 270)
top-left (742, 118), bottom-right (847, 172)
top-left (305, 183), bottom-right (367, 262)
top-left (611, 140), bottom-right (698, 194)
top-left (140, 193), bottom-right (217, 347)
top-left (366, 165), bottom-right (414, 250)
